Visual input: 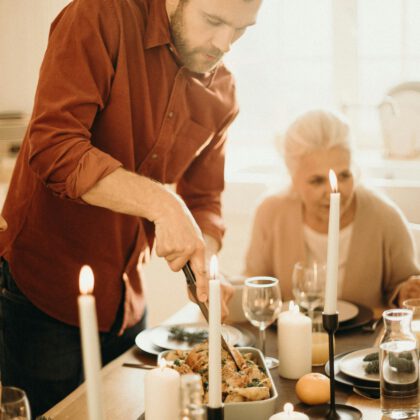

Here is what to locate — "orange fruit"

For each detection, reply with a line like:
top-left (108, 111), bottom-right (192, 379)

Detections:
top-left (295, 373), bottom-right (330, 405)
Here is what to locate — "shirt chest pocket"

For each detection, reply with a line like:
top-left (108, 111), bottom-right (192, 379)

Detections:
top-left (164, 119), bottom-right (214, 183)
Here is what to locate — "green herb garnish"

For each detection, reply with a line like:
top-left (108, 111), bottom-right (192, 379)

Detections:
top-left (168, 326), bottom-right (208, 344)
top-left (364, 359), bottom-right (379, 374)
top-left (246, 378), bottom-right (262, 387)
top-left (363, 352), bottom-right (379, 362)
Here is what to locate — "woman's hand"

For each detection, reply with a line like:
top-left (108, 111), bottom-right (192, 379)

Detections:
top-left (398, 276), bottom-right (420, 306)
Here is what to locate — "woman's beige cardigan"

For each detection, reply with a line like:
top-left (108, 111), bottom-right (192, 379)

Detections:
top-left (244, 186), bottom-right (420, 308)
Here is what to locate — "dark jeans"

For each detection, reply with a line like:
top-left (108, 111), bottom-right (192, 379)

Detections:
top-left (0, 260), bottom-right (146, 419)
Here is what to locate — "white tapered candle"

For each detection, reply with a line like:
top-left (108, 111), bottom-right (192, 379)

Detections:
top-left (324, 170), bottom-right (340, 314)
top-left (208, 255), bottom-right (222, 408)
top-left (78, 265), bottom-right (104, 420)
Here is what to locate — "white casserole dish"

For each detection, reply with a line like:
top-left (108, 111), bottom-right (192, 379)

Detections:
top-left (159, 346), bottom-right (278, 420)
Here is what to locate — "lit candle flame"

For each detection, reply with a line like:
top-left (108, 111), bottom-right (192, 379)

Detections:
top-left (209, 255), bottom-right (218, 280)
top-left (284, 402), bottom-right (294, 414)
top-left (288, 301), bottom-right (299, 313)
top-left (329, 169), bottom-right (338, 193)
top-left (79, 265), bottom-right (94, 295)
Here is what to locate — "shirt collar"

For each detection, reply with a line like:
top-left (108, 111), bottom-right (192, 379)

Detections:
top-left (144, 0), bottom-right (172, 49)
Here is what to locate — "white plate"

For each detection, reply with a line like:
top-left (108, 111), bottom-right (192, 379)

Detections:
top-left (338, 300), bottom-right (359, 323)
top-left (135, 328), bottom-right (164, 356)
top-left (149, 323), bottom-right (243, 351)
top-left (339, 347), bottom-right (379, 382)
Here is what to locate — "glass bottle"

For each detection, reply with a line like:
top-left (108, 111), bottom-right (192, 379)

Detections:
top-left (180, 374), bottom-right (207, 420)
top-left (380, 308), bottom-right (420, 419)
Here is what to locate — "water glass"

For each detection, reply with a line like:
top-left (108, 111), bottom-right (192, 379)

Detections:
top-left (242, 276), bottom-right (282, 369)
top-left (292, 262), bottom-right (326, 321)
top-left (402, 298), bottom-right (420, 348)
top-left (0, 386), bottom-right (31, 419)
top-left (380, 309), bottom-right (419, 419)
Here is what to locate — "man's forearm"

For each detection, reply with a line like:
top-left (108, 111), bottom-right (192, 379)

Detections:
top-left (81, 167), bottom-right (176, 222)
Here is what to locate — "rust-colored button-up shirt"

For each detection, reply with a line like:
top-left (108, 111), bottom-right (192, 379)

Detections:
top-left (0, 0), bottom-right (238, 331)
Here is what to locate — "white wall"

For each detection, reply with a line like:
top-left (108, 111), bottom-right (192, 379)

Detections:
top-left (0, 1), bottom-right (71, 113)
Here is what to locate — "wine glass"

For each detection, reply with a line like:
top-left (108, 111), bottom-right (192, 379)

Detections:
top-left (292, 262), bottom-right (326, 321)
top-left (242, 276), bottom-right (282, 369)
top-left (0, 386), bottom-right (31, 419)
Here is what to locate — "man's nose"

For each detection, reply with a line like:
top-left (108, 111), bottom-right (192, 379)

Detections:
top-left (212, 26), bottom-right (234, 54)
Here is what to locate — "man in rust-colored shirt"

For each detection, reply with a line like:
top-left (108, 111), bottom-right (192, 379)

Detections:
top-left (0, 0), bottom-right (262, 416)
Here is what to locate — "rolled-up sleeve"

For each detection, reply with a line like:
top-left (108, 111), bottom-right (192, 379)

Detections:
top-left (27, 0), bottom-right (122, 200)
top-left (177, 107), bottom-right (239, 247)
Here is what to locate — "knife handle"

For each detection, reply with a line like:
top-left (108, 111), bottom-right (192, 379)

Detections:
top-left (182, 262), bottom-right (196, 286)
top-left (183, 262), bottom-right (209, 322)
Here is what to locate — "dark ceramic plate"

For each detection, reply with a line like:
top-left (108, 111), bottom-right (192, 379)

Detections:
top-left (337, 303), bottom-right (374, 332)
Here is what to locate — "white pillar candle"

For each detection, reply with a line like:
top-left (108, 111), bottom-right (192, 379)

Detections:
top-left (269, 403), bottom-right (310, 420)
top-left (278, 302), bottom-right (311, 379)
top-left (78, 265), bottom-right (104, 420)
top-left (324, 169), bottom-right (340, 315)
top-left (144, 363), bottom-right (180, 420)
top-left (208, 255), bottom-right (222, 408)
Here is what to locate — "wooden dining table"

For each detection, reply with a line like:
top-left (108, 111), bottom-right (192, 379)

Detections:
top-left (44, 303), bottom-right (398, 420)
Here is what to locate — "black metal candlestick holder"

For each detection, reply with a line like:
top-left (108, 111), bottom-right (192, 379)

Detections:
top-left (306, 313), bottom-right (362, 419)
top-left (207, 405), bottom-right (224, 420)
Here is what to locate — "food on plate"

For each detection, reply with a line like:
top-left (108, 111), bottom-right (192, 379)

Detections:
top-left (363, 351), bottom-right (380, 374)
top-left (364, 359), bottom-right (379, 374)
top-left (164, 342), bottom-right (272, 403)
top-left (362, 350), bottom-right (415, 374)
top-left (388, 351), bottom-right (415, 373)
top-left (295, 373), bottom-right (330, 405)
top-left (168, 326), bottom-right (208, 344)
top-left (362, 352), bottom-right (379, 362)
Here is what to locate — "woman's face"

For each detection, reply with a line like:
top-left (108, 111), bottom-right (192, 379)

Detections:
top-left (292, 147), bottom-right (354, 224)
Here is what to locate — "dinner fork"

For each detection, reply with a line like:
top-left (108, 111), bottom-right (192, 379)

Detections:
top-left (352, 386), bottom-right (380, 400)
top-left (362, 317), bottom-right (382, 333)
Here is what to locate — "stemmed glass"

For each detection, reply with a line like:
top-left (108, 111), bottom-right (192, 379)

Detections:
top-left (0, 386), bottom-right (31, 419)
top-left (242, 276), bottom-right (282, 369)
top-left (292, 262), bottom-right (326, 322)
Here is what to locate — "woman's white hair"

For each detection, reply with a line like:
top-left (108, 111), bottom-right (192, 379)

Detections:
top-left (283, 109), bottom-right (352, 176)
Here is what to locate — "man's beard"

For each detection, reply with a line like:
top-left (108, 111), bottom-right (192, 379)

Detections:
top-left (169, 2), bottom-right (223, 74)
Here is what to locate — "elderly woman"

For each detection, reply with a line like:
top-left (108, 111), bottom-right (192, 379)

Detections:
top-left (244, 109), bottom-right (420, 308)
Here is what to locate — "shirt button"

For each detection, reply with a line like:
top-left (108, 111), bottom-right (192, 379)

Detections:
top-left (151, 153), bottom-right (158, 159)
top-left (168, 111), bottom-right (174, 118)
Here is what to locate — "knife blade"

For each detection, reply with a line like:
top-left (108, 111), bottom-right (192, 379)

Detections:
top-left (182, 262), bottom-right (241, 370)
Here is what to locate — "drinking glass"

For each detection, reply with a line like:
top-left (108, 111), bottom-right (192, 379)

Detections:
top-left (0, 386), bottom-right (31, 419)
top-left (242, 276), bottom-right (282, 369)
top-left (402, 298), bottom-right (420, 348)
top-left (292, 262), bottom-right (326, 321)
top-left (292, 262), bottom-right (328, 366)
